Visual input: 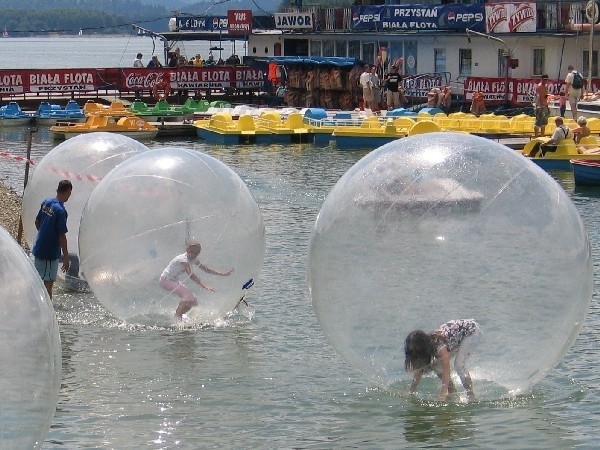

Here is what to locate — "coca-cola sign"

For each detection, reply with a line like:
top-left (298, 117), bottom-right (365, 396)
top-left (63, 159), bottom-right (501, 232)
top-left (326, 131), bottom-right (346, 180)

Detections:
top-left (124, 70), bottom-right (168, 89)
top-left (124, 68), bottom-right (234, 90)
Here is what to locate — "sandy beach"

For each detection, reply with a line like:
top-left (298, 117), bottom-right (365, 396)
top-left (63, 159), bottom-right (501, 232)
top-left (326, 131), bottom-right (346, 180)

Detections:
top-left (0, 182), bottom-right (24, 244)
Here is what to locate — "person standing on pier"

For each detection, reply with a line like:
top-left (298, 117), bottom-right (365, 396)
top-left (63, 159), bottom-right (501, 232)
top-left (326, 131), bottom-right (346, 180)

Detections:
top-left (133, 53), bottom-right (144, 98)
top-left (384, 64), bottom-right (402, 111)
top-left (534, 74), bottom-right (550, 137)
top-left (565, 65), bottom-right (585, 120)
top-left (133, 53), bottom-right (144, 68)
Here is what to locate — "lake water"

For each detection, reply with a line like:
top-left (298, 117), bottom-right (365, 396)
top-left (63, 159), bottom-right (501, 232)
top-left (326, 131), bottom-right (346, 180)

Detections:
top-left (0, 37), bottom-right (599, 449)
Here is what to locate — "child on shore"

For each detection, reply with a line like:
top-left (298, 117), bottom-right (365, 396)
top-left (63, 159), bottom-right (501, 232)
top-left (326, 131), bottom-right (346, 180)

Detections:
top-left (159, 240), bottom-right (234, 320)
top-left (405, 319), bottom-right (482, 401)
top-left (559, 91), bottom-right (567, 117)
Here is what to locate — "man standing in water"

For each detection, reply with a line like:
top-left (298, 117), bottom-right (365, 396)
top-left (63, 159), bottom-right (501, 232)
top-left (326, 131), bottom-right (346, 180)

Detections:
top-left (534, 74), bottom-right (550, 137)
top-left (32, 179), bottom-right (72, 299)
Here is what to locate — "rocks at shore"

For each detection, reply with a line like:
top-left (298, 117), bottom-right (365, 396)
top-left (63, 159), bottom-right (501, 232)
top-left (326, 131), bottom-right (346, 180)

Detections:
top-left (0, 182), bottom-right (25, 246)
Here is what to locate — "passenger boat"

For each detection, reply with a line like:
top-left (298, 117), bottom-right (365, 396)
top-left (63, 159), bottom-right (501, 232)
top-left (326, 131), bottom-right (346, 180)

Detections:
top-left (0, 102), bottom-right (32, 126)
top-left (572, 159), bottom-right (600, 186)
top-left (50, 115), bottom-right (159, 140)
top-left (34, 100), bottom-right (86, 125)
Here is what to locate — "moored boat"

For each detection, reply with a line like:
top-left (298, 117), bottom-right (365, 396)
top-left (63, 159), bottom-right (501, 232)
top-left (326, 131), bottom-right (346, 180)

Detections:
top-left (0, 102), bottom-right (32, 126)
top-left (50, 115), bottom-right (158, 141)
top-left (34, 100), bottom-right (86, 125)
top-left (572, 159), bottom-right (600, 186)
top-left (520, 136), bottom-right (600, 170)
top-left (129, 98), bottom-right (203, 122)
top-left (194, 112), bottom-right (271, 145)
top-left (254, 111), bottom-right (312, 143)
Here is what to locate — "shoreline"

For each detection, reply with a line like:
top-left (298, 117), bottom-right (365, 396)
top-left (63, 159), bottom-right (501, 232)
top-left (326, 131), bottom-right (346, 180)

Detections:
top-left (0, 182), bottom-right (24, 245)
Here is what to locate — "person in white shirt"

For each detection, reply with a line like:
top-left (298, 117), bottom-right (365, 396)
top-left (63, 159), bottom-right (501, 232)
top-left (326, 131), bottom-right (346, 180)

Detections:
top-left (528, 117), bottom-right (574, 157)
top-left (359, 64), bottom-right (375, 111)
top-left (159, 240), bottom-right (234, 320)
top-left (133, 53), bottom-right (144, 68)
top-left (370, 66), bottom-right (381, 112)
top-left (564, 65), bottom-right (585, 120)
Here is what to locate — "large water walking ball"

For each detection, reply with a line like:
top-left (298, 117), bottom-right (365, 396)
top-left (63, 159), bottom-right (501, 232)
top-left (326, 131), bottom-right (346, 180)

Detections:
top-left (309, 132), bottom-right (592, 400)
top-left (21, 133), bottom-right (149, 286)
top-left (79, 147), bottom-right (265, 325)
top-left (0, 226), bottom-right (61, 449)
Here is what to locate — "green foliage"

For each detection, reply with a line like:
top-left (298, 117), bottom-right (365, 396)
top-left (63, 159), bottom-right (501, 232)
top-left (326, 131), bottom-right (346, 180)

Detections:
top-left (0, 0), bottom-right (170, 35)
top-left (0, 0), bottom-right (353, 35)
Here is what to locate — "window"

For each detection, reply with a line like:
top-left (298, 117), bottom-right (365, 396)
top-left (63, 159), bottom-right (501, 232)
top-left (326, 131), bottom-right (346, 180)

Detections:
top-left (459, 48), bottom-right (472, 77)
top-left (335, 40), bottom-right (347, 57)
top-left (310, 40), bottom-right (321, 57)
top-left (323, 40), bottom-right (334, 57)
top-left (498, 49), bottom-right (506, 77)
top-left (362, 42), bottom-right (376, 65)
top-left (349, 40), bottom-right (361, 59)
top-left (434, 49), bottom-right (446, 74)
top-left (583, 50), bottom-right (599, 77)
top-left (533, 48), bottom-right (545, 76)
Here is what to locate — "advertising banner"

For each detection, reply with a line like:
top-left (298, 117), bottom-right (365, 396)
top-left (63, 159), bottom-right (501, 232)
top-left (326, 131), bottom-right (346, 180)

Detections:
top-left (351, 5), bottom-right (485, 32)
top-left (122, 67), bottom-right (264, 90)
top-left (485, 3), bottom-right (536, 33)
top-left (0, 72), bottom-right (25, 94)
top-left (464, 76), bottom-right (562, 105)
top-left (27, 69), bottom-right (97, 93)
top-left (274, 13), bottom-right (315, 30)
top-left (0, 68), bottom-right (265, 95)
top-left (228, 10), bottom-right (252, 35)
top-left (403, 74), bottom-right (444, 99)
top-left (175, 16), bottom-right (228, 31)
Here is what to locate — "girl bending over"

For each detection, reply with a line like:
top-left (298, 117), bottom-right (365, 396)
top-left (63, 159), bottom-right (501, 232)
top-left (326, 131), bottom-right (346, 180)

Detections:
top-left (405, 319), bottom-right (482, 401)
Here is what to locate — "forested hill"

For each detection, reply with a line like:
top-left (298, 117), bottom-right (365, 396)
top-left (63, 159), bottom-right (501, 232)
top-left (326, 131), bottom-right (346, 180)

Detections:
top-left (0, 0), bottom-right (289, 36)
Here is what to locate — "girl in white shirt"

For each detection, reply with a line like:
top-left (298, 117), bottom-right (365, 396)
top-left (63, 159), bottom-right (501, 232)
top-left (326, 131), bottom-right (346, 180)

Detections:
top-left (159, 240), bottom-right (233, 320)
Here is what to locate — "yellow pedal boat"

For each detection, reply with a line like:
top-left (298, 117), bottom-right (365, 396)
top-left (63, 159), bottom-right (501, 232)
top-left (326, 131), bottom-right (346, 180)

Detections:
top-left (520, 135), bottom-right (600, 169)
top-left (50, 115), bottom-right (158, 141)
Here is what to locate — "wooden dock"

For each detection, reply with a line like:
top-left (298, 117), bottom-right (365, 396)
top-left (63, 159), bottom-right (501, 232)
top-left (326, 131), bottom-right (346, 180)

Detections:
top-left (152, 121), bottom-right (197, 138)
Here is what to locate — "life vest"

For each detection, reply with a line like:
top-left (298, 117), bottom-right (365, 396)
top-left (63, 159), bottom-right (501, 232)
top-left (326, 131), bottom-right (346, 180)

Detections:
top-left (268, 63), bottom-right (281, 84)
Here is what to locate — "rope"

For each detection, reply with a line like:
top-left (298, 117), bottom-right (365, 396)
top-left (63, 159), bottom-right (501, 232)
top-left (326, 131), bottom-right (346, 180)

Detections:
top-left (0, 151), bottom-right (35, 165)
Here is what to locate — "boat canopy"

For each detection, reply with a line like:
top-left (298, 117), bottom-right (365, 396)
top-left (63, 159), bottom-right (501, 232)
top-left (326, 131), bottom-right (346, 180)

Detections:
top-left (266, 56), bottom-right (363, 67)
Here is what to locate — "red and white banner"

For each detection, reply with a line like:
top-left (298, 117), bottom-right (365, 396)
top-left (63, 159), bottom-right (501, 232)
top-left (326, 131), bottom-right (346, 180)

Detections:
top-left (228, 10), bottom-right (252, 35)
top-left (485, 2), bottom-right (536, 33)
top-left (0, 69), bottom-right (97, 94)
top-left (28, 69), bottom-right (97, 93)
top-left (122, 67), bottom-right (265, 90)
top-left (463, 76), bottom-right (600, 106)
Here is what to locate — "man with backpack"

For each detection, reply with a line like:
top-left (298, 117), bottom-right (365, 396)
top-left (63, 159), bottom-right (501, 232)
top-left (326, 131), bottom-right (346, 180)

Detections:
top-left (565, 65), bottom-right (585, 120)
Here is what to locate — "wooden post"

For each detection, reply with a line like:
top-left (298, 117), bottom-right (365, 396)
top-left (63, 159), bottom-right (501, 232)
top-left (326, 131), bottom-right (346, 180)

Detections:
top-left (16, 126), bottom-right (34, 246)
